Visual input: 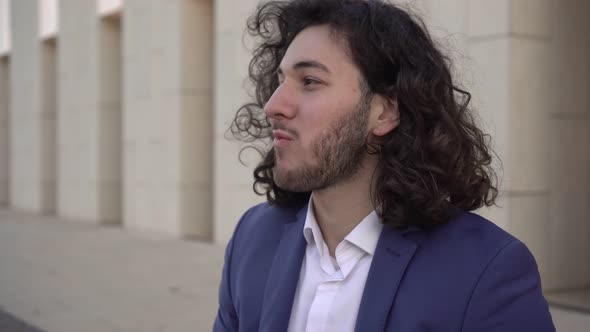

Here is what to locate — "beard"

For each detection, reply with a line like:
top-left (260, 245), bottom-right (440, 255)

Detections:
top-left (273, 96), bottom-right (372, 192)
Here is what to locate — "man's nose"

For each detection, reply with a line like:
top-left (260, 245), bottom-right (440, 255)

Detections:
top-left (264, 83), bottom-right (297, 120)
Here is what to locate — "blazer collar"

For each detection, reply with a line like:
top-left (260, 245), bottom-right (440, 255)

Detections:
top-left (259, 203), bottom-right (308, 332)
top-left (354, 225), bottom-right (419, 332)
top-left (258, 203), bottom-right (420, 332)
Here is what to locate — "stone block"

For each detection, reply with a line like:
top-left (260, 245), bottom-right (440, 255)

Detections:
top-left (547, 118), bottom-right (590, 289)
top-left (98, 180), bottom-right (121, 224)
top-left (180, 94), bottom-right (212, 184)
top-left (475, 192), bottom-right (510, 230)
top-left (510, 0), bottom-right (553, 38)
top-left (506, 39), bottom-right (551, 192)
top-left (179, 182), bottom-right (212, 240)
top-left (467, 0), bottom-right (510, 38)
top-left (547, 1), bottom-right (590, 117)
top-left (426, 0), bottom-right (467, 48)
top-left (467, 38), bottom-right (510, 182)
top-left (507, 193), bottom-right (551, 288)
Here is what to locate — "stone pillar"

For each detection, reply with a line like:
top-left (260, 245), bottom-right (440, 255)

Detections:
top-left (58, 0), bottom-right (98, 221)
top-left (123, 0), bottom-right (213, 238)
top-left (468, 0), bottom-right (550, 278)
top-left (9, 0), bottom-right (54, 213)
top-left (544, 0), bottom-right (590, 290)
top-left (58, 0), bottom-right (121, 223)
top-left (213, 0), bottom-right (265, 244)
top-left (465, 0), bottom-right (590, 290)
top-left (0, 56), bottom-right (8, 206)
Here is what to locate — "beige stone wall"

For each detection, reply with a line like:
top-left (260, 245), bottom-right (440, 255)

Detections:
top-left (9, 0), bottom-right (54, 213)
top-left (0, 56), bottom-right (8, 206)
top-left (123, 0), bottom-right (213, 238)
top-left (2, 0), bottom-right (589, 291)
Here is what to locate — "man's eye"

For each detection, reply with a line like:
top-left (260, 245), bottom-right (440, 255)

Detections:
top-left (302, 77), bottom-right (320, 86)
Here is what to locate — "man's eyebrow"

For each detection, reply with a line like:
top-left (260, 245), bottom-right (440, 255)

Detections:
top-left (293, 60), bottom-right (331, 73)
top-left (276, 60), bottom-right (332, 76)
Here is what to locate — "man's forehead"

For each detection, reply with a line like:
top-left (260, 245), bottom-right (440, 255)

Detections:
top-left (279, 25), bottom-right (353, 73)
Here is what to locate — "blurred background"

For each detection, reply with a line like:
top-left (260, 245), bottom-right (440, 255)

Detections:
top-left (0, 0), bottom-right (589, 331)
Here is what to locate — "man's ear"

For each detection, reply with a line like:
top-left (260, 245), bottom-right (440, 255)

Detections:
top-left (370, 94), bottom-right (400, 137)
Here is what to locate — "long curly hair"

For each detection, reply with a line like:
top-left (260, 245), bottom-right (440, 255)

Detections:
top-left (231, 0), bottom-right (499, 228)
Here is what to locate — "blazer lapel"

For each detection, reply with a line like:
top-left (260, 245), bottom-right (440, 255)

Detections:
top-left (259, 205), bottom-right (307, 332)
top-left (355, 226), bottom-right (419, 332)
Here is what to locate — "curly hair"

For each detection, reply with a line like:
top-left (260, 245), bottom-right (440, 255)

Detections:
top-left (230, 0), bottom-right (499, 228)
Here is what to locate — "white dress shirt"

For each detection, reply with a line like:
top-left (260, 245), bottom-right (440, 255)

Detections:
top-left (287, 198), bottom-right (383, 332)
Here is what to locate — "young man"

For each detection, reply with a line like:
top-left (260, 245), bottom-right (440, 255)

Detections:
top-left (214, 0), bottom-right (555, 331)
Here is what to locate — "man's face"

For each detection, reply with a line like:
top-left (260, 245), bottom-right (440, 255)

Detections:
top-left (264, 24), bottom-right (373, 192)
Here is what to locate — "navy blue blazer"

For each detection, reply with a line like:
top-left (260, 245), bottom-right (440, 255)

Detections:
top-left (214, 202), bottom-right (555, 331)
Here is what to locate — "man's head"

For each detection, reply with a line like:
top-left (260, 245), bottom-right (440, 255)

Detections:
top-left (232, 0), bottom-right (498, 228)
top-left (265, 24), bottom-right (398, 192)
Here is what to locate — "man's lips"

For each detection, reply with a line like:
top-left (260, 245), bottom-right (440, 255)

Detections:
top-left (272, 129), bottom-right (295, 141)
top-left (272, 129), bottom-right (296, 147)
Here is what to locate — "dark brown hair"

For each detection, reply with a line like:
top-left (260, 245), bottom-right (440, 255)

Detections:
top-left (231, 0), bottom-right (499, 228)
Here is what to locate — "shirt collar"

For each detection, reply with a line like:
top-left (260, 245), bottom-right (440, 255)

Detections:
top-left (303, 196), bottom-right (326, 256)
top-left (303, 195), bottom-right (383, 257)
top-left (344, 210), bottom-right (382, 255)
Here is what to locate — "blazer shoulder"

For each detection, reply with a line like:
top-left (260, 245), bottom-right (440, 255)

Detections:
top-left (409, 211), bottom-right (524, 276)
top-left (436, 211), bottom-right (518, 251)
top-left (232, 202), bottom-right (304, 243)
top-left (239, 202), bottom-right (303, 226)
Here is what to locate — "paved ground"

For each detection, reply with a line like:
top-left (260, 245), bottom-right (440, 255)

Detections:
top-left (0, 208), bottom-right (225, 332)
top-left (0, 208), bottom-right (589, 332)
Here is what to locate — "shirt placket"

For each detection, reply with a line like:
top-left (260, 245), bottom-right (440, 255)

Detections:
top-left (305, 278), bottom-right (342, 331)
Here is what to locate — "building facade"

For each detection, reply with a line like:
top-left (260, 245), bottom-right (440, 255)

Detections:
top-left (0, 0), bottom-right (589, 293)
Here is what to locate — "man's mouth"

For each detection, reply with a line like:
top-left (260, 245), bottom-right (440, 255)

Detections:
top-left (272, 130), bottom-right (295, 146)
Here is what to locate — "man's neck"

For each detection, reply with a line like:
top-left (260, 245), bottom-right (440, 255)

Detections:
top-left (311, 159), bottom-right (379, 257)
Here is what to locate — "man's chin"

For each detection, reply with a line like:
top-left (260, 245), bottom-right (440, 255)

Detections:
top-left (273, 168), bottom-right (311, 192)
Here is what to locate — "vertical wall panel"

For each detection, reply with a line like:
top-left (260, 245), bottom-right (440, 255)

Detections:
top-left (58, 0), bottom-right (119, 223)
top-left (124, 0), bottom-right (212, 238)
top-left (0, 56), bottom-right (9, 206)
top-left (98, 15), bottom-right (122, 224)
top-left (545, 0), bottom-right (590, 290)
top-left (40, 39), bottom-right (57, 213)
top-left (9, 0), bottom-right (47, 212)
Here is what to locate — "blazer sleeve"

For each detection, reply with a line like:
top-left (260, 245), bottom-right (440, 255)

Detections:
top-left (213, 206), bottom-right (257, 332)
top-left (213, 234), bottom-right (239, 332)
top-left (461, 240), bottom-right (556, 332)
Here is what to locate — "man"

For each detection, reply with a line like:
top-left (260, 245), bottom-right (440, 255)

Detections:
top-left (214, 0), bottom-right (555, 331)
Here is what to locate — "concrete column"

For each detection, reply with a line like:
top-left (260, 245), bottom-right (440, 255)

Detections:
top-left (213, 0), bottom-right (265, 244)
top-left (544, 0), bottom-right (590, 290)
top-left (0, 56), bottom-right (9, 206)
top-left (58, 0), bottom-right (121, 223)
top-left (466, 0), bottom-right (590, 290)
top-left (58, 0), bottom-right (98, 221)
top-left (123, 0), bottom-right (213, 238)
top-left (468, 0), bottom-right (550, 277)
top-left (9, 0), bottom-right (54, 213)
